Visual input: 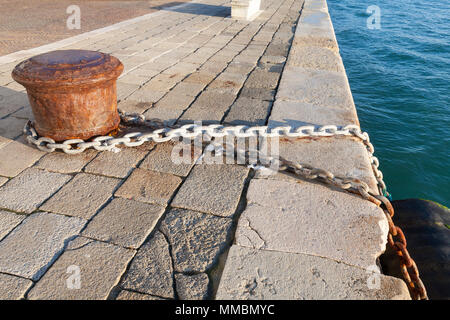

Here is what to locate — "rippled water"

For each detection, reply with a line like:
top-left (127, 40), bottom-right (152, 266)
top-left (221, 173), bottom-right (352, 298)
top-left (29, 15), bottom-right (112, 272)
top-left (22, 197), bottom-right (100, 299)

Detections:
top-left (327, 0), bottom-right (450, 206)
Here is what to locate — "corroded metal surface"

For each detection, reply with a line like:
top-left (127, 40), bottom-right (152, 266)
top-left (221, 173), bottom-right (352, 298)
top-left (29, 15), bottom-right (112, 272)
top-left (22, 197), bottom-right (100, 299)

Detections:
top-left (12, 50), bottom-right (123, 141)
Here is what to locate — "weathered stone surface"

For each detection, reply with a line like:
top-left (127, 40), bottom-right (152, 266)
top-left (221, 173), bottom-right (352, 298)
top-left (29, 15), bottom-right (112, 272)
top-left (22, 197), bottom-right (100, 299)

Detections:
top-left (0, 116), bottom-right (26, 139)
top-left (239, 87), bottom-right (276, 101)
top-left (170, 82), bottom-right (205, 97)
top-left (235, 178), bottom-right (387, 269)
top-left (0, 176), bottom-right (7, 187)
top-left (126, 87), bottom-right (166, 104)
top-left (27, 237), bottom-right (134, 300)
top-left (0, 273), bottom-right (33, 300)
top-left (179, 90), bottom-right (236, 123)
top-left (160, 208), bottom-right (233, 272)
top-left (0, 168), bottom-right (71, 213)
top-left (34, 150), bottom-right (98, 174)
top-left (41, 173), bottom-right (120, 219)
top-left (287, 45), bottom-right (344, 72)
top-left (172, 164), bottom-right (249, 217)
top-left (276, 67), bottom-right (355, 110)
top-left (0, 212), bottom-right (85, 280)
top-left (0, 141), bottom-right (44, 177)
top-left (116, 290), bottom-right (165, 300)
top-left (216, 246), bottom-right (410, 300)
top-left (0, 210), bottom-right (25, 241)
top-left (115, 168), bottom-right (182, 206)
top-left (268, 100), bottom-right (358, 128)
top-left (83, 198), bottom-right (165, 249)
top-left (143, 92), bottom-right (196, 125)
top-left (245, 69), bottom-right (280, 89)
top-left (121, 231), bottom-right (174, 299)
top-left (117, 99), bottom-right (153, 114)
top-left (84, 148), bottom-right (148, 178)
top-left (224, 97), bottom-right (272, 126)
top-left (139, 140), bottom-right (199, 177)
top-left (175, 273), bottom-right (209, 300)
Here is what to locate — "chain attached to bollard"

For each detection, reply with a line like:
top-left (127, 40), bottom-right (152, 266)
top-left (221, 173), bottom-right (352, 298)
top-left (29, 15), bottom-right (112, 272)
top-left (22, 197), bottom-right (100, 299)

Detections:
top-left (23, 112), bottom-right (428, 300)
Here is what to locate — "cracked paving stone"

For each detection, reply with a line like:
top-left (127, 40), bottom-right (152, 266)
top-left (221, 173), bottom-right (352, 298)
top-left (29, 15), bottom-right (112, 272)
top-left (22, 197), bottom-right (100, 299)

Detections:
top-left (160, 208), bottom-right (233, 273)
top-left (0, 273), bottom-right (33, 300)
top-left (171, 164), bottom-right (249, 217)
top-left (0, 212), bottom-right (85, 280)
top-left (82, 198), bottom-right (165, 249)
top-left (120, 230), bottom-right (175, 299)
top-left (0, 168), bottom-right (71, 214)
top-left (40, 173), bottom-right (121, 219)
top-left (175, 273), bottom-right (209, 300)
top-left (115, 168), bottom-right (182, 206)
top-left (27, 237), bottom-right (134, 300)
top-left (116, 290), bottom-right (166, 300)
top-left (216, 245), bottom-right (411, 300)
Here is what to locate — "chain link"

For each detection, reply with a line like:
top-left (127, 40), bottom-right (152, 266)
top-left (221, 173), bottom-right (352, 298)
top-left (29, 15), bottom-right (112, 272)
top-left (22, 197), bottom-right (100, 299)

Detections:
top-left (23, 112), bottom-right (427, 300)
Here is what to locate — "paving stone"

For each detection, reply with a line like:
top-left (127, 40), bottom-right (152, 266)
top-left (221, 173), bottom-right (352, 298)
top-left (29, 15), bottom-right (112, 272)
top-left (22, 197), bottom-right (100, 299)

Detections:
top-left (175, 273), bottom-right (209, 300)
top-left (0, 141), bottom-right (44, 177)
top-left (116, 290), bottom-right (165, 300)
top-left (287, 45), bottom-right (344, 72)
top-left (208, 72), bottom-right (247, 94)
top-left (117, 82), bottom-right (139, 101)
top-left (240, 87), bottom-right (276, 101)
top-left (0, 116), bottom-right (26, 140)
top-left (118, 73), bottom-right (151, 86)
top-left (0, 212), bottom-right (85, 280)
top-left (0, 273), bottom-right (33, 300)
top-left (216, 245), bottom-right (411, 300)
top-left (115, 168), bottom-right (182, 206)
top-left (245, 69), bottom-right (280, 89)
top-left (125, 87), bottom-right (166, 104)
top-left (293, 8), bottom-right (339, 51)
top-left (27, 237), bottom-right (134, 300)
top-left (0, 210), bottom-right (25, 241)
top-left (179, 90), bottom-right (236, 123)
top-left (268, 100), bottom-right (358, 128)
top-left (224, 97), bottom-right (272, 126)
top-left (143, 92), bottom-right (196, 124)
top-left (172, 164), bottom-right (249, 217)
top-left (170, 81), bottom-right (205, 97)
top-left (0, 168), bottom-right (71, 213)
top-left (83, 198), bottom-right (164, 249)
top-left (161, 208), bottom-right (233, 273)
top-left (41, 173), bottom-right (120, 219)
top-left (239, 178), bottom-right (388, 269)
top-left (0, 176), bottom-right (7, 187)
top-left (84, 148), bottom-right (148, 178)
top-left (121, 230), bottom-right (174, 299)
top-left (34, 150), bottom-right (98, 174)
top-left (118, 99), bottom-right (153, 114)
top-left (276, 67), bottom-right (355, 110)
top-left (139, 140), bottom-right (200, 177)
top-left (183, 72), bottom-right (217, 85)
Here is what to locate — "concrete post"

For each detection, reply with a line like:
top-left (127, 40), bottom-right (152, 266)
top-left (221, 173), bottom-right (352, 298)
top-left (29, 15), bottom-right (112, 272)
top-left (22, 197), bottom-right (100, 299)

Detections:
top-left (231, 0), bottom-right (262, 20)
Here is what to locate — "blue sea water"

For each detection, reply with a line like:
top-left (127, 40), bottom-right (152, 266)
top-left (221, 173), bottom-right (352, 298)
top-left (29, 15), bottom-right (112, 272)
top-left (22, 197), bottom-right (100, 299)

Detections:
top-left (327, 0), bottom-right (450, 206)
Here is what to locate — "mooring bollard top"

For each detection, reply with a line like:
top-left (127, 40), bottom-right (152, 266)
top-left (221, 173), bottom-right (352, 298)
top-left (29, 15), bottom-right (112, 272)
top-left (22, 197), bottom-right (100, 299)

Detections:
top-left (11, 49), bottom-right (123, 88)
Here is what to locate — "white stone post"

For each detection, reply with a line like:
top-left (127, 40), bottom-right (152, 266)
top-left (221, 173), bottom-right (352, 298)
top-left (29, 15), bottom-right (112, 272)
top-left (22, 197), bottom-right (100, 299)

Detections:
top-left (231, 0), bottom-right (262, 20)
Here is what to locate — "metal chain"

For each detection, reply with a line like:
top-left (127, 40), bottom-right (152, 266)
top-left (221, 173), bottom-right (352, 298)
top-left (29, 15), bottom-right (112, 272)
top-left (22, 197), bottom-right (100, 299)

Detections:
top-left (23, 111), bottom-right (427, 300)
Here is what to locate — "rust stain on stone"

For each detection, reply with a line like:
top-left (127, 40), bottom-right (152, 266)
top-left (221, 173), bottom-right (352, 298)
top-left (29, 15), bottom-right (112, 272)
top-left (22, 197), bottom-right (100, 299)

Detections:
top-left (12, 49), bottom-right (123, 141)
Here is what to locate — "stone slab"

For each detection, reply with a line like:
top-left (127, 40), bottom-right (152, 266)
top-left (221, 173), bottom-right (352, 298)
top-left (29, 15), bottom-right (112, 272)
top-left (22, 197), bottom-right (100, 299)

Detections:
top-left (175, 273), bottom-right (209, 300)
top-left (27, 237), bottom-right (134, 300)
top-left (287, 45), bottom-right (344, 72)
top-left (34, 150), bottom-right (98, 174)
top-left (0, 168), bottom-right (71, 214)
top-left (121, 230), bottom-right (174, 299)
top-left (172, 164), bottom-right (249, 217)
top-left (115, 168), bottom-right (182, 206)
top-left (84, 148), bottom-right (148, 178)
top-left (245, 69), bottom-right (280, 89)
top-left (224, 97), bottom-right (272, 126)
top-left (216, 245), bottom-right (410, 300)
top-left (0, 273), bottom-right (33, 300)
top-left (235, 178), bottom-right (387, 269)
top-left (0, 176), bottom-right (7, 187)
top-left (116, 290), bottom-right (165, 300)
top-left (276, 67), bottom-right (355, 110)
top-left (82, 198), bottom-right (165, 249)
top-left (0, 210), bottom-right (25, 241)
top-left (0, 212), bottom-right (85, 280)
top-left (41, 173), bottom-right (121, 219)
top-left (160, 208), bottom-right (233, 273)
top-left (0, 141), bottom-right (44, 177)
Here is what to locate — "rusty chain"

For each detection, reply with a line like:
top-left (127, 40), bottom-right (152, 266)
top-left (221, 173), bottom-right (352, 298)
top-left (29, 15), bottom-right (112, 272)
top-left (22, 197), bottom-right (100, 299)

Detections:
top-left (23, 111), bottom-right (427, 300)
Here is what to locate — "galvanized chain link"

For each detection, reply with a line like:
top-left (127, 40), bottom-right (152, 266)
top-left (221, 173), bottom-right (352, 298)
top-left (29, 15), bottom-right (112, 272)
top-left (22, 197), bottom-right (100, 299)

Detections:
top-left (22, 111), bottom-right (427, 300)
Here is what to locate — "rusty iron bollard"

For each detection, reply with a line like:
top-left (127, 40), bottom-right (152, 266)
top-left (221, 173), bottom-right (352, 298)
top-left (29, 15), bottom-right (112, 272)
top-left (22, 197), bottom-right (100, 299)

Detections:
top-left (12, 49), bottom-right (123, 141)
